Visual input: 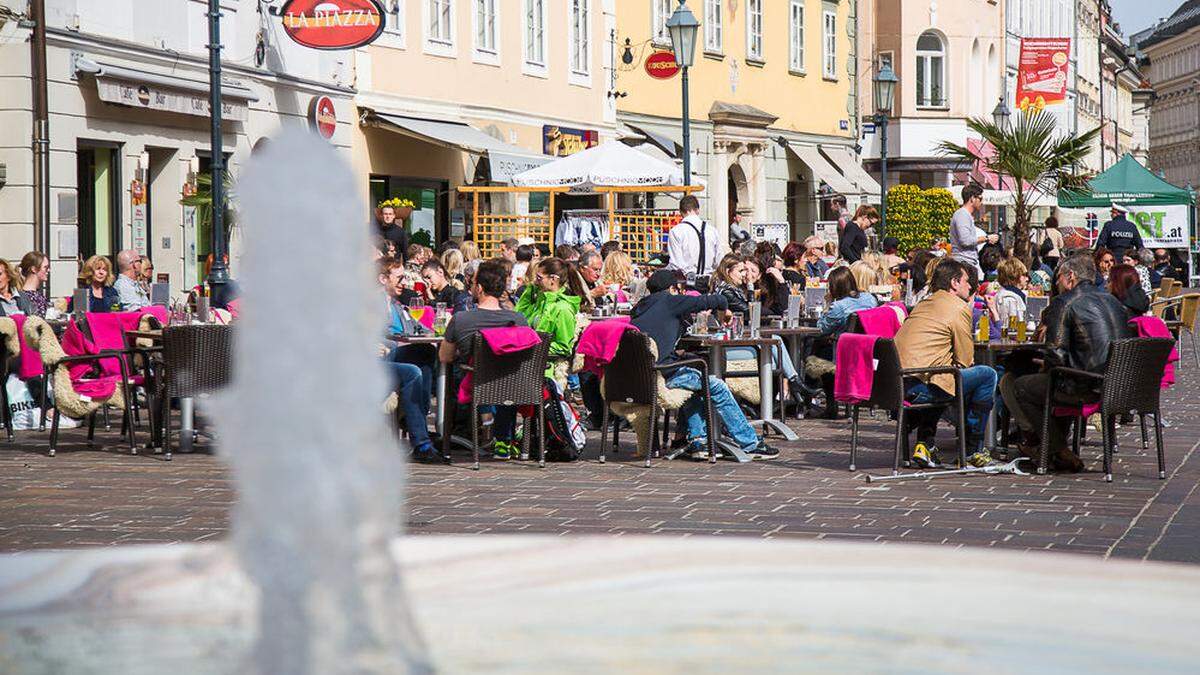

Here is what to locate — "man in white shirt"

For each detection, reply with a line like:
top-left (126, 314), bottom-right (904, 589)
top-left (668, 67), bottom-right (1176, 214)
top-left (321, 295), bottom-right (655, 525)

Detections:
top-left (667, 195), bottom-right (719, 284)
top-left (113, 249), bottom-right (150, 311)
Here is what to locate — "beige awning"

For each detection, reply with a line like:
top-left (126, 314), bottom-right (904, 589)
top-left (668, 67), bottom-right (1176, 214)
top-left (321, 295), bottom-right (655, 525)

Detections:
top-left (821, 145), bottom-right (882, 196)
top-left (783, 141), bottom-right (860, 196)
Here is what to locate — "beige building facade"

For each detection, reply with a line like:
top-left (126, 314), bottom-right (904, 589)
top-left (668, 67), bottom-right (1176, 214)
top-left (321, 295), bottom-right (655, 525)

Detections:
top-left (1137, 2), bottom-right (1200, 188)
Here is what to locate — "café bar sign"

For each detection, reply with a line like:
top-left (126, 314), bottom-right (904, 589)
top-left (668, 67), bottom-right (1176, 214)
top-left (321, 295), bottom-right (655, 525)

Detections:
top-left (96, 79), bottom-right (249, 122)
top-left (279, 0), bottom-right (386, 50)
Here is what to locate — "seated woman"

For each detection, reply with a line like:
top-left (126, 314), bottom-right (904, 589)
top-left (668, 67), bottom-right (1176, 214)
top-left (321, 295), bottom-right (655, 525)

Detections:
top-left (68, 255), bottom-right (119, 313)
top-left (599, 249), bottom-right (633, 304)
top-left (514, 257), bottom-right (583, 384)
top-left (1108, 263), bottom-right (1150, 317)
top-left (781, 241), bottom-right (808, 287)
top-left (0, 258), bottom-right (31, 317)
top-left (710, 255), bottom-right (811, 407)
top-left (420, 259), bottom-right (471, 313)
top-left (993, 257), bottom-right (1030, 329)
top-left (753, 242), bottom-right (791, 316)
top-left (809, 267), bottom-right (879, 418)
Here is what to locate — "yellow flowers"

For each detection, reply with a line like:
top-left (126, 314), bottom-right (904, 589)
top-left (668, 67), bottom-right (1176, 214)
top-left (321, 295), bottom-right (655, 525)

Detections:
top-left (378, 197), bottom-right (415, 210)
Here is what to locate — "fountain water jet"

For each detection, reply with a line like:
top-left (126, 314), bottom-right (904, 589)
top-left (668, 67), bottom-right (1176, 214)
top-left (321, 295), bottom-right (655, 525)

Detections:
top-left (226, 129), bottom-right (430, 674)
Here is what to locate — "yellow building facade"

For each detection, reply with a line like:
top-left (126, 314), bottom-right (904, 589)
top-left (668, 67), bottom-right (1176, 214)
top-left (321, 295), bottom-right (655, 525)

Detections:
top-left (614, 0), bottom-right (875, 243)
top-left (351, 0), bottom-right (617, 246)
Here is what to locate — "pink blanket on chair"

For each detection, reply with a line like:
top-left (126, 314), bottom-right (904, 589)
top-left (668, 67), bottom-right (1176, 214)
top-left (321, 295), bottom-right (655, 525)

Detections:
top-left (11, 315), bottom-right (43, 380)
top-left (855, 306), bottom-right (902, 338)
top-left (576, 317), bottom-right (634, 377)
top-left (456, 326), bottom-right (542, 404)
top-left (1130, 315), bottom-right (1179, 388)
top-left (834, 334), bottom-right (878, 404)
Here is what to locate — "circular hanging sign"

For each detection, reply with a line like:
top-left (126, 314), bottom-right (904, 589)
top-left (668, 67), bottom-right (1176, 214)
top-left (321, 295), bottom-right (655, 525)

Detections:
top-left (279, 0), bottom-right (386, 50)
top-left (309, 95), bottom-right (337, 139)
top-left (645, 50), bottom-right (681, 79)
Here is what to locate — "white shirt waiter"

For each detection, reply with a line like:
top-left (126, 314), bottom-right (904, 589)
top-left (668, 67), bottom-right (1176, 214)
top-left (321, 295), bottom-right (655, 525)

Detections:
top-left (667, 196), bottom-right (719, 278)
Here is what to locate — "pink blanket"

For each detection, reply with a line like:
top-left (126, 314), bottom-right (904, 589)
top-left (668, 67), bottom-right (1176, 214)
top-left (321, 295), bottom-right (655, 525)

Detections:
top-left (11, 315), bottom-right (43, 379)
top-left (456, 326), bottom-right (543, 404)
top-left (85, 312), bottom-right (144, 378)
top-left (855, 305), bottom-right (902, 338)
top-left (834, 334), bottom-right (878, 404)
top-left (1053, 319), bottom-right (1178, 417)
top-left (141, 305), bottom-right (169, 325)
top-left (576, 317), bottom-right (634, 377)
top-left (58, 321), bottom-right (121, 400)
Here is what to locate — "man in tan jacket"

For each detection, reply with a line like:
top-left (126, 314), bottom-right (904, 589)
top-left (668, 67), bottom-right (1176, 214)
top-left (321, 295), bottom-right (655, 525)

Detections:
top-left (894, 258), bottom-right (998, 469)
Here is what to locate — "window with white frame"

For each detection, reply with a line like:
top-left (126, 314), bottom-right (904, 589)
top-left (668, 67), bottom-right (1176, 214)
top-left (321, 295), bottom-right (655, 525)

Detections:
top-left (570, 0), bottom-right (590, 76)
top-left (705, 0), bottom-right (723, 53)
top-left (916, 31), bottom-right (946, 107)
top-left (652, 0), bottom-right (673, 45)
top-left (474, 0), bottom-right (497, 55)
top-left (383, 0), bottom-right (405, 41)
top-left (747, 0), bottom-right (763, 62)
top-left (426, 0), bottom-right (453, 49)
top-left (789, 1), bottom-right (805, 72)
top-left (821, 8), bottom-right (836, 79)
top-left (525, 0), bottom-right (546, 67)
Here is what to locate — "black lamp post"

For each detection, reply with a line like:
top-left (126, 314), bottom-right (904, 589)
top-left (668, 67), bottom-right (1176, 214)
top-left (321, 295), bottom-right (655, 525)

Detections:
top-left (873, 64), bottom-right (898, 240)
top-left (206, 0), bottom-right (230, 296)
top-left (991, 96), bottom-right (1012, 238)
top-left (666, 0), bottom-right (699, 186)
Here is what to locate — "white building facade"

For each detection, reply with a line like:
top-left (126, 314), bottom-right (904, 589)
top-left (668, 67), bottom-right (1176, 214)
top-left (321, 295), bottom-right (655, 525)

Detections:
top-left (0, 0), bottom-right (357, 296)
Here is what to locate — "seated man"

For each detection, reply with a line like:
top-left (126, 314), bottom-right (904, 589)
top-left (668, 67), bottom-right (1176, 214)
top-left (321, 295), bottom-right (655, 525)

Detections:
top-left (438, 259), bottom-right (528, 460)
top-left (999, 254), bottom-right (1133, 472)
top-left (894, 258), bottom-right (998, 468)
top-left (630, 269), bottom-right (777, 460)
top-left (114, 249), bottom-right (151, 311)
top-left (376, 257), bottom-right (437, 461)
top-left (379, 257), bottom-right (436, 389)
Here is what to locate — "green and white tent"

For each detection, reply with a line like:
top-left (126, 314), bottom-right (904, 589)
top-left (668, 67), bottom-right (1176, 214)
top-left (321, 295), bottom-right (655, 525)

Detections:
top-left (1058, 154), bottom-right (1194, 208)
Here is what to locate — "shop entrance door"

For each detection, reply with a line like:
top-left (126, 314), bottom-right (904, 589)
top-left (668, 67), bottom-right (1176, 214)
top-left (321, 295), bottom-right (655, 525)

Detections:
top-left (370, 176), bottom-right (448, 249)
top-left (76, 142), bottom-right (122, 266)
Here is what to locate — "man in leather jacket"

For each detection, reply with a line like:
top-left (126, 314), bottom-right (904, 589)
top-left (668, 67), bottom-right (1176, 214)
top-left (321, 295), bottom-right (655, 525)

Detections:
top-left (999, 253), bottom-right (1133, 471)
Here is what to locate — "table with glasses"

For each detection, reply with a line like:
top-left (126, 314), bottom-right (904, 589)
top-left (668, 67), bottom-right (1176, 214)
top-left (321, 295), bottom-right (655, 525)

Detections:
top-left (679, 333), bottom-right (800, 448)
top-left (974, 338), bottom-right (1048, 455)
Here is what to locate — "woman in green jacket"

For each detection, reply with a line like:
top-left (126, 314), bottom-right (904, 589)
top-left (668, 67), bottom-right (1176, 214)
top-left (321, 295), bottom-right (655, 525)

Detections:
top-left (515, 257), bottom-right (584, 362)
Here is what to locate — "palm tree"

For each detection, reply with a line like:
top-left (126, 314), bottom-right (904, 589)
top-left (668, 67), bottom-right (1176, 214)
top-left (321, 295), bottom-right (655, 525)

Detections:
top-left (937, 110), bottom-right (1099, 262)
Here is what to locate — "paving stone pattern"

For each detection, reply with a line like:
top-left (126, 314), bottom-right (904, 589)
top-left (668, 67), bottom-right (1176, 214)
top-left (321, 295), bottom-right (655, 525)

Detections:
top-left (2, 365), bottom-right (1198, 564)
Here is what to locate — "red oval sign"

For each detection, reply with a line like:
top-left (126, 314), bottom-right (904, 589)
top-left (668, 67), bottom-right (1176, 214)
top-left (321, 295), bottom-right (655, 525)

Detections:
top-left (645, 50), bottom-right (681, 79)
top-left (309, 96), bottom-right (337, 139)
top-left (280, 0), bottom-right (386, 51)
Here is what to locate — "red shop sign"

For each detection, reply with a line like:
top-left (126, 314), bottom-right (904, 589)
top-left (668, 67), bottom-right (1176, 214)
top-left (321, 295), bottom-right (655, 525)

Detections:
top-left (644, 50), bottom-right (680, 79)
top-left (279, 0), bottom-right (386, 50)
top-left (309, 95), bottom-right (337, 139)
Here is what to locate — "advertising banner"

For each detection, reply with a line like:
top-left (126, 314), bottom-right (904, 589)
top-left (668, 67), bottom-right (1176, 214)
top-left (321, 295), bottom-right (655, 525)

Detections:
top-left (1016, 38), bottom-right (1071, 113)
top-left (1058, 205), bottom-right (1189, 250)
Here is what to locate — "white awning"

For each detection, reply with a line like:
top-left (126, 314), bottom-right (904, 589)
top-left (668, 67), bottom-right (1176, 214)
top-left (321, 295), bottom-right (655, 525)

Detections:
top-left (74, 57), bottom-right (256, 122)
top-left (366, 112), bottom-right (549, 183)
top-left (783, 141), bottom-right (860, 196)
top-left (512, 140), bottom-right (696, 191)
top-left (821, 145), bottom-right (882, 196)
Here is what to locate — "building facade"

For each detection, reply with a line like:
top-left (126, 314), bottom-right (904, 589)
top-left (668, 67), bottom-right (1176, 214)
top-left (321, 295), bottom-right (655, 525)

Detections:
top-left (0, 0), bottom-right (357, 297)
top-left (858, 0), bottom-right (1006, 190)
top-left (1136, 1), bottom-right (1200, 188)
top-left (613, 0), bottom-right (871, 245)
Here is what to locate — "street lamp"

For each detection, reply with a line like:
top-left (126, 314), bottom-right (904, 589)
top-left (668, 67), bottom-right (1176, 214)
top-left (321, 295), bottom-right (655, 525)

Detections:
top-left (873, 63), bottom-right (898, 240)
top-left (992, 96), bottom-right (1011, 131)
top-left (666, 0), bottom-right (699, 186)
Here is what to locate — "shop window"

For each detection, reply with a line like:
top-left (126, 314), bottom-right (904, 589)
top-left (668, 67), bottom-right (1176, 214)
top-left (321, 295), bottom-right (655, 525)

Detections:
top-left (371, 175), bottom-right (448, 248)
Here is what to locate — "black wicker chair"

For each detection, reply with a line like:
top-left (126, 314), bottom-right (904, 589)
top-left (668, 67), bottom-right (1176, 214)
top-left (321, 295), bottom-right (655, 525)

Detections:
top-left (460, 333), bottom-right (550, 470)
top-left (0, 320), bottom-right (15, 442)
top-left (156, 325), bottom-right (234, 460)
top-left (600, 330), bottom-right (717, 467)
top-left (845, 338), bottom-right (967, 473)
top-left (1040, 337), bottom-right (1175, 481)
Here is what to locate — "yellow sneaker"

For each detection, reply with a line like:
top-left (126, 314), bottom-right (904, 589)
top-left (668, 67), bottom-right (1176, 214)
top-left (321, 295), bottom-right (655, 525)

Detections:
top-left (911, 442), bottom-right (943, 469)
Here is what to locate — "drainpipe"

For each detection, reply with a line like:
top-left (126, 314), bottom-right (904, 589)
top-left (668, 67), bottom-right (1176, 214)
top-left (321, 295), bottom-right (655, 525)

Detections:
top-left (30, 0), bottom-right (51, 288)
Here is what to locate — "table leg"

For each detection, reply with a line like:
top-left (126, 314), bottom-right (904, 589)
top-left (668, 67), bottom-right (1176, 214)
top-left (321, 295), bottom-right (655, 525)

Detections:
top-left (435, 360), bottom-right (474, 458)
top-left (178, 398), bottom-right (194, 453)
top-left (984, 352), bottom-right (998, 456)
top-left (755, 341), bottom-right (798, 441)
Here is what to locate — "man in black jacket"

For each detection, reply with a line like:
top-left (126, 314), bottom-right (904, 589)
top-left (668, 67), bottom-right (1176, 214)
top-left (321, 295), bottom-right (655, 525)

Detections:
top-left (630, 270), bottom-right (777, 460)
top-left (1096, 204), bottom-right (1143, 262)
top-left (999, 254), bottom-right (1134, 471)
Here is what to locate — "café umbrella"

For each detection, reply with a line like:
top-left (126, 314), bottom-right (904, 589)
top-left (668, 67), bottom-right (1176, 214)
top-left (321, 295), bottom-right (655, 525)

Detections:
top-left (511, 140), bottom-right (700, 192)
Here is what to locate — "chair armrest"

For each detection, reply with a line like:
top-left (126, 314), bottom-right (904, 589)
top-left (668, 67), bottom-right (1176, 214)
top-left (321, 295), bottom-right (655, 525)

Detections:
top-left (899, 365), bottom-right (961, 377)
top-left (656, 357), bottom-right (709, 377)
top-left (1048, 366), bottom-right (1103, 382)
top-left (54, 354), bottom-right (113, 366)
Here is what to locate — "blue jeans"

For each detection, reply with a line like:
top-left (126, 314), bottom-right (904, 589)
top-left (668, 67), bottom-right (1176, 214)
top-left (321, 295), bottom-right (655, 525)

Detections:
top-left (666, 367), bottom-right (759, 451)
top-left (905, 365), bottom-right (997, 451)
top-left (387, 344), bottom-right (435, 406)
top-left (723, 335), bottom-right (798, 380)
top-left (385, 362), bottom-right (432, 449)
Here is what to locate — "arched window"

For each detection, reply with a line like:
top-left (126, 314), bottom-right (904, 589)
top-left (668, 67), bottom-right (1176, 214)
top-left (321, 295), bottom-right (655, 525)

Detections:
top-left (916, 31), bottom-right (946, 107)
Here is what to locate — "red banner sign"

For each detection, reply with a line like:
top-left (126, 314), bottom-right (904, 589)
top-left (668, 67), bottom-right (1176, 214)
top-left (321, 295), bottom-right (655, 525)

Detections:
top-left (279, 0), bottom-right (386, 50)
top-left (645, 50), bottom-right (681, 79)
top-left (1016, 37), bottom-right (1071, 112)
top-left (309, 95), bottom-right (337, 139)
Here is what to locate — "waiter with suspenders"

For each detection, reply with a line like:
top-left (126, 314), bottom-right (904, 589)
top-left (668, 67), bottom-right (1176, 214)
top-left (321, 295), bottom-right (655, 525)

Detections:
top-left (667, 195), bottom-right (720, 290)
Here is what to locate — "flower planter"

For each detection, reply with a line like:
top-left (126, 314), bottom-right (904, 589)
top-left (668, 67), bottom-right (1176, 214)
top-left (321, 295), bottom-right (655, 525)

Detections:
top-left (395, 206), bottom-right (414, 221)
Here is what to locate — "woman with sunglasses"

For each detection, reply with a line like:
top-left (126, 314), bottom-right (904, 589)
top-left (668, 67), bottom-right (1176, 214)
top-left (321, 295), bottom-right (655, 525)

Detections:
top-left (514, 257), bottom-right (584, 367)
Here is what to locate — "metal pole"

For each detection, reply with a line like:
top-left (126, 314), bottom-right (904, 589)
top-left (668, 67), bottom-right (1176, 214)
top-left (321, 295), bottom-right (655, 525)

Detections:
top-left (31, 0), bottom-right (51, 290)
top-left (879, 114), bottom-right (889, 240)
top-left (681, 65), bottom-right (691, 186)
top-left (206, 0), bottom-right (230, 294)
top-left (1097, 14), bottom-right (1106, 170)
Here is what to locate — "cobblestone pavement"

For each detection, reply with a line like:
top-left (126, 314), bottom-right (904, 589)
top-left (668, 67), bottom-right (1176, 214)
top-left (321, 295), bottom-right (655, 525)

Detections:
top-left (2, 366), bottom-right (1198, 564)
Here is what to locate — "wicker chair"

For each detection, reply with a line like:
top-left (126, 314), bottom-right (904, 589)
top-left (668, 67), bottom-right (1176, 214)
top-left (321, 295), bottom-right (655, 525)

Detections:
top-left (0, 317), bottom-right (18, 441)
top-left (1039, 338), bottom-right (1175, 481)
top-left (845, 338), bottom-right (967, 473)
top-left (156, 325), bottom-right (233, 460)
top-left (599, 330), bottom-right (716, 467)
top-left (1163, 293), bottom-right (1199, 369)
top-left (460, 333), bottom-right (550, 470)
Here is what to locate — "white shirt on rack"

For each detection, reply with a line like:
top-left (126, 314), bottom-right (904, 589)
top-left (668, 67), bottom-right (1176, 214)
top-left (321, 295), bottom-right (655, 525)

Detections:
top-left (667, 214), bottom-right (719, 277)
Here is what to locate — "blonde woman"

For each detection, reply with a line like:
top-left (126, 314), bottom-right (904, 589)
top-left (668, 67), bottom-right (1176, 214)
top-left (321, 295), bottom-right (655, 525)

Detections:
top-left (460, 240), bottom-right (481, 263)
top-left (599, 249), bottom-right (633, 303)
top-left (0, 259), bottom-right (31, 317)
top-left (440, 248), bottom-right (465, 289)
top-left (72, 255), bottom-right (119, 313)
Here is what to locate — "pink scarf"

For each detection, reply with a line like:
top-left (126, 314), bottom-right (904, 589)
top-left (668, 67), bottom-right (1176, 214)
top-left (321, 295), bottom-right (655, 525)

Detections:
top-left (576, 317), bottom-right (634, 377)
top-left (833, 334), bottom-right (878, 404)
top-left (456, 326), bottom-right (542, 404)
